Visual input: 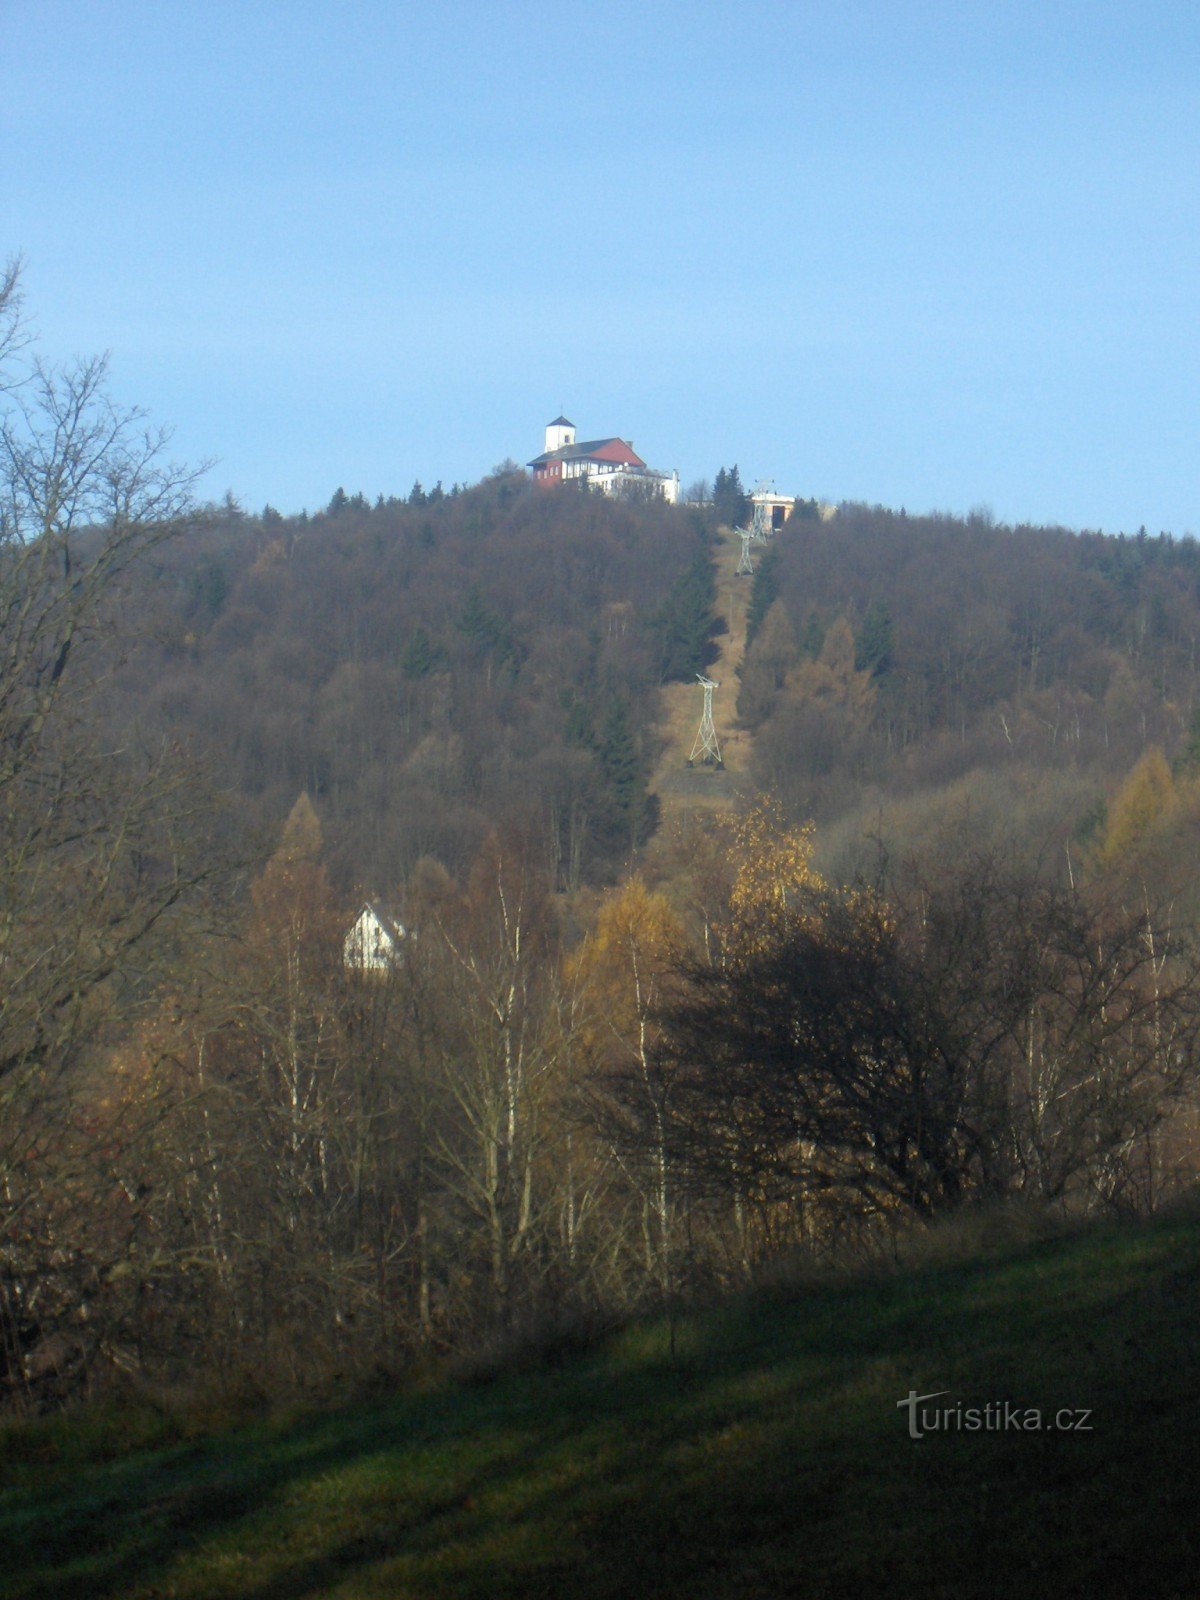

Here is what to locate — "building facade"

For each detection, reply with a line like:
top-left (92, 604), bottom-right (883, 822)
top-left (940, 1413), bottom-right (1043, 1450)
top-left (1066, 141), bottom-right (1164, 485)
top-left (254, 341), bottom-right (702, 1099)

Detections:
top-left (343, 903), bottom-right (407, 972)
top-left (528, 416), bottom-right (680, 503)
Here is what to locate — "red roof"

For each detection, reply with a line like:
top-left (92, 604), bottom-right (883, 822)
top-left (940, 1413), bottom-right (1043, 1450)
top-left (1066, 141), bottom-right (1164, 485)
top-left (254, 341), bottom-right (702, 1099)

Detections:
top-left (528, 436), bottom-right (648, 469)
top-left (587, 438), bottom-right (645, 467)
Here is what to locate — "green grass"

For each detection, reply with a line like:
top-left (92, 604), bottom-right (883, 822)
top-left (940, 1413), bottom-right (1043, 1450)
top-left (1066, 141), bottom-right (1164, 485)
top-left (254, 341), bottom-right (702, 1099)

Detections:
top-left (3, 1210), bottom-right (1200, 1598)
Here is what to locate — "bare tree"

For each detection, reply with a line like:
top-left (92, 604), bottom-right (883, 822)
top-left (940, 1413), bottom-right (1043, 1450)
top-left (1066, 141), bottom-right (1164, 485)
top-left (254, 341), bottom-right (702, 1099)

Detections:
top-left (658, 861), bottom-right (1200, 1226)
top-left (422, 834), bottom-right (565, 1332)
top-left (0, 257), bottom-right (28, 379)
top-left (0, 262), bottom-right (212, 1399)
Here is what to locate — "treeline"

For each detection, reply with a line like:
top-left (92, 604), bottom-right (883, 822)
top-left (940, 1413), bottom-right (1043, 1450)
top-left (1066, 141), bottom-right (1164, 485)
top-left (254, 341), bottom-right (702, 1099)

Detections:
top-left (106, 476), bottom-right (721, 893)
top-left (7, 466), bottom-right (1200, 1405)
top-left (737, 504), bottom-right (1200, 887)
top-left (10, 796), bottom-right (1198, 1407)
top-left (8, 257), bottom-right (1200, 1414)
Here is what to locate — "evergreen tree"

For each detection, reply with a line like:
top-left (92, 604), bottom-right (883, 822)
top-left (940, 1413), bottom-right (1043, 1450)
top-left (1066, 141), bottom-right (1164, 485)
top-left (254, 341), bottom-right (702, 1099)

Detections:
top-left (738, 598), bottom-right (799, 729)
top-left (458, 586), bottom-right (517, 665)
top-left (654, 548), bottom-right (719, 682)
top-left (401, 625), bottom-right (443, 679)
top-left (188, 559), bottom-right (228, 620)
top-left (855, 600), bottom-right (895, 678)
top-left (798, 611), bottom-right (825, 660)
top-left (562, 688), bottom-right (596, 750)
top-left (600, 699), bottom-right (639, 813)
top-left (1177, 707), bottom-right (1200, 777)
top-left (744, 542), bottom-right (782, 652)
top-left (712, 464), bottom-right (751, 528)
top-left (598, 697), bottom-right (653, 851)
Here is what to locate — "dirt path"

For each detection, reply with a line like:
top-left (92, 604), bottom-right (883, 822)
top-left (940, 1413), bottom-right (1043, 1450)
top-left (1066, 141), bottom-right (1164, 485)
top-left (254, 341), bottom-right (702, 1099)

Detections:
top-left (649, 525), bottom-right (757, 819)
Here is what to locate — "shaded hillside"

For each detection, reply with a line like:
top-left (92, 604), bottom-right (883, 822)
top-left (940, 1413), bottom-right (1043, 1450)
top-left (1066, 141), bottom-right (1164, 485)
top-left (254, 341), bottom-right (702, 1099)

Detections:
top-left (3, 1206), bottom-right (1199, 1598)
top-left (108, 476), bottom-right (718, 890)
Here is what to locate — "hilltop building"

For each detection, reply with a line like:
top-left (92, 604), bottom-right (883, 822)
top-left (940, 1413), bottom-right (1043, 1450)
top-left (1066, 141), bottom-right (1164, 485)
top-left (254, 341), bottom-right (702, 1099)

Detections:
top-left (528, 416), bottom-right (680, 503)
top-left (746, 486), bottom-right (838, 531)
top-left (750, 488), bottom-right (797, 533)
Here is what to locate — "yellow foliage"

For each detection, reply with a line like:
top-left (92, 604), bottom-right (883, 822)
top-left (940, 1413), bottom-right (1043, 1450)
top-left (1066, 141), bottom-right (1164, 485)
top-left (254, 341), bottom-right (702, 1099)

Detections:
top-left (570, 876), bottom-right (686, 1061)
top-left (276, 791), bottom-right (323, 864)
top-left (572, 877), bottom-right (683, 994)
top-left (1099, 747), bottom-right (1176, 865)
top-left (726, 797), bottom-right (825, 944)
top-left (250, 790), bottom-right (339, 969)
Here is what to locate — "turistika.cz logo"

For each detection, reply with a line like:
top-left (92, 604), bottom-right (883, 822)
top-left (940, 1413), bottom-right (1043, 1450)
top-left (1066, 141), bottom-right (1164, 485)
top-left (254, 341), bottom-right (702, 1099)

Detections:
top-left (897, 1390), bottom-right (1093, 1440)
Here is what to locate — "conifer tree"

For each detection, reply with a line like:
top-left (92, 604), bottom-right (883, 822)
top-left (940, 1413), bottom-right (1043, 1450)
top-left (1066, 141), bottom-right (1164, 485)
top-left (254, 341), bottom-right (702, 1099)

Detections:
top-left (1099, 748), bottom-right (1176, 865)
top-left (744, 542), bottom-right (782, 652)
top-left (401, 625), bottom-right (442, 679)
top-left (654, 548), bottom-right (718, 682)
top-left (598, 698), bottom-right (648, 849)
top-left (712, 464), bottom-right (751, 528)
top-left (855, 600), bottom-right (895, 678)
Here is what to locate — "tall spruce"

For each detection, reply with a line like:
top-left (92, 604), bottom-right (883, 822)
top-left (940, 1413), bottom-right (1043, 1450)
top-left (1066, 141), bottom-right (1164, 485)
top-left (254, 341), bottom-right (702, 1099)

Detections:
top-left (713, 464), bottom-right (751, 528)
top-left (745, 542), bottom-right (782, 651)
top-left (654, 547), bottom-right (719, 683)
top-left (855, 600), bottom-right (894, 678)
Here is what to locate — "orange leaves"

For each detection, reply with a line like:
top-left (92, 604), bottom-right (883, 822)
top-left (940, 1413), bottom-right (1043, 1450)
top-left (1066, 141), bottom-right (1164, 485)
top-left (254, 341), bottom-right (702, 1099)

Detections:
top-left (785, 615), bottom-right (877, 722)
top-left (248, 791), bottom-right (342, 975)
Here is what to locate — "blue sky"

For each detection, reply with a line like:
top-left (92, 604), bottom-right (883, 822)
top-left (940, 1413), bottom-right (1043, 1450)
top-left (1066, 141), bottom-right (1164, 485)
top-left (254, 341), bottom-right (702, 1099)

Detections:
top-left (6, 1), bottom-right (1198, 531)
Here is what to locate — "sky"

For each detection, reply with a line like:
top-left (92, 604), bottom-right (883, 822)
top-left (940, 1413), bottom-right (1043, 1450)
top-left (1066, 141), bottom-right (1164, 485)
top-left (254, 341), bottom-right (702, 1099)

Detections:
top-left (5, 1), bottom-right (1198, 532)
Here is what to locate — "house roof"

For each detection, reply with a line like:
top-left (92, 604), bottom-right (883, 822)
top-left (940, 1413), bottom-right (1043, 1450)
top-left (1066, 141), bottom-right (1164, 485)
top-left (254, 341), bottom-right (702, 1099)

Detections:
top-left (547, 414), bottom-right (574, 427)
top-left (355, 901), bottom-right (406, 941)
top-left (528, 437), bottom-right (647, 469)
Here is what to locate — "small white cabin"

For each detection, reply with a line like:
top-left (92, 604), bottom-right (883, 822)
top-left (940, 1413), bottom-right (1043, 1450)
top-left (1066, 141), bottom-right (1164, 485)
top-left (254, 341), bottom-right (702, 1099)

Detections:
top-left (344, 902), bottom-right (407, 972)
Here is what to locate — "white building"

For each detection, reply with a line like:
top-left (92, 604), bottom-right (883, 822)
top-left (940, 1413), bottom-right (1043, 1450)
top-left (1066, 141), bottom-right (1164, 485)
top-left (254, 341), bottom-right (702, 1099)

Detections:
top-left (750, 488), bottom-right (798, 534)
top-left (528, 416), bottom-right (679, 503)
top-left (344, 902), bottom-right (408, 972)
top-left (749, 486), bottom-right (838, 532)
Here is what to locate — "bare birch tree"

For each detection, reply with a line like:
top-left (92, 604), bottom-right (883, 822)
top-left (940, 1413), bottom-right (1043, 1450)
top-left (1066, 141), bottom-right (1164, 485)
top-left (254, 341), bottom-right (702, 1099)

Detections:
top-left (0, 260), bottom-right (211, 1397)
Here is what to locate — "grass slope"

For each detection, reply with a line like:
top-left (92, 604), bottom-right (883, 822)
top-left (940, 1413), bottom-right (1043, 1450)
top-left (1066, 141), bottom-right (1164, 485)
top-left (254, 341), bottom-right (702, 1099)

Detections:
top-left (3, 1210), bottom-right (1200, 1599)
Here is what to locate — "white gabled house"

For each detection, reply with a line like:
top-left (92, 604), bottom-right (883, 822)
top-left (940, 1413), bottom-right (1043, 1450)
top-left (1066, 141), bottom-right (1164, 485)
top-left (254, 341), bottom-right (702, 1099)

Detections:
top-left (528, 415), bottom-right (680, 502)
top-left (344, 902), bottom-right (408, 972)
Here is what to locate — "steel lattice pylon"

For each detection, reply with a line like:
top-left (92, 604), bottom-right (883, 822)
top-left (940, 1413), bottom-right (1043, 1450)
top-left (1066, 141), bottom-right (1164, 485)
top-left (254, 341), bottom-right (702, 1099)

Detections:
top-left (736, 528), bottom-right (755, 576)
top-left (688, 674), bottom-right (723, 767)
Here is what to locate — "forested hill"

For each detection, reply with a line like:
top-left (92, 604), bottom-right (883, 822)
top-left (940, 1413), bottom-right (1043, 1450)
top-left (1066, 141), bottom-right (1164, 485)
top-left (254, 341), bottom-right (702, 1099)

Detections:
top-left (111, 482), bottom-right (1200, 906)
top-left (109, 474), bottom-right (719, 891)
top-left (739, 503), bottom-right (1200, 890)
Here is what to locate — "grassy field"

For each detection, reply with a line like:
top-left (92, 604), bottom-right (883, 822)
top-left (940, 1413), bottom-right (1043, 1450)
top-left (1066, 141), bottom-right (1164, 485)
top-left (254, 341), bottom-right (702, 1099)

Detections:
top-left (3, 1208), bottom-right (1200, 1599)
